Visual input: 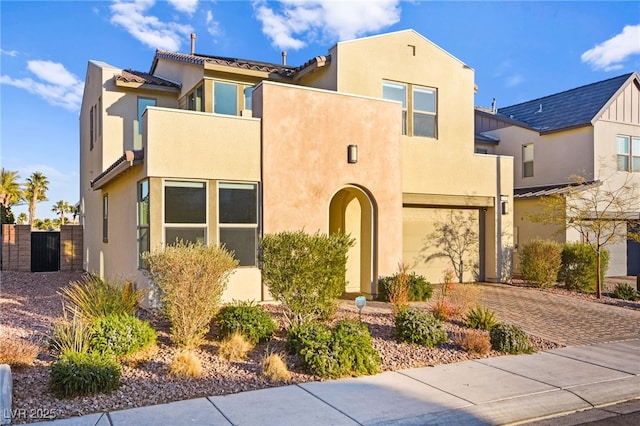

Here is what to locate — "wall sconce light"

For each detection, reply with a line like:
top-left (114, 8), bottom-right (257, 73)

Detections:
top-left (348, 144), bottom-right (358, 163)
top-left (501, 195), bottom-right (509, 215)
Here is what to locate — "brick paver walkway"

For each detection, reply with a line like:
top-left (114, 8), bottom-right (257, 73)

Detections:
top-left (477, 284), bottom-right (640, 346)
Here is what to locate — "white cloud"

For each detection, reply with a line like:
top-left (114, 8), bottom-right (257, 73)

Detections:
top-left (253, 0), bottom-right (401, 50)
top-left (167, 0), bottom-right (198, 15)
top-left (110, 0), bottom-right (193, 51)
top-left (581, 24), bottom-right (640, 71)
top-left (206, 10), bottom-right (220, 36)
top-left (0, 60), bottom-right (84, 111)
top-left (505, 74), bottom-right (524, 88)
top-left (1, 49), bottom-right (18, 56)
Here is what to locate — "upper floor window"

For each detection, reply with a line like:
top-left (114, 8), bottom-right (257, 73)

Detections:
top-left (244, 86), bottom-right (253, 111)
top-left (138, 97), bottom-right (156, 134)
top-left (383, 81), bottom-right (437, 138)
top-left (187, 83), bottom-right (204, 112)
top-left (617, 135), bottom-right (640, 172)
top-left (523, 144), bottom-right (534, 178)
top-left (214, 81), bottom-right (238, 115)
top-left (90, 105), bottom-right (95, 150)
top-left (218, 182), bottom-right (258, 266)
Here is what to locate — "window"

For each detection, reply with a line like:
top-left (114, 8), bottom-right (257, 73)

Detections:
top-left (475, 148), bottom-right (489, 154)
top-left (89, 105), bottom-right (95, 150)
top-left (187, 84), bottom-right (204, 112)
top-left (617, 135), bottom-right (640, 172)
top-left (383, 81), bottom-right (437, 138)
top-left (137, 97), bottom-right (156, 134)
top-left (413, 86), bottom-right (437, 138)
top-left (164, 181), bottom-right (206, 245)
top-left (218, 182), bottom-right (258, 266)
top-left (244, 86), bottom-right (253, 111)
top-left (523, 144), bottom-right (534, 178)
top-left (97, 96), bottom-right (102, 140)
top-left (102, 194), bottom-right (108, 243)
top-left (214, 81), bottom-right (237, 115)
top-left (137, 180), bottom-right (150, 268)
top-left (383, 81), bottom-right (407, 135)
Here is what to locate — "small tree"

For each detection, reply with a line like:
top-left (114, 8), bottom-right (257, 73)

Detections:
top-left (531, 174), bottom-right (640, 298)
top-left (24, 171), bottom-right (49, 226)
top-left (422, 211), bottom-right (479, 283)
top-left (142, 241), bottom-right (238, 348)
top-left (52, 200), bottom-right (73, 226)
top-left (259, 230), bottom-right (354, 325)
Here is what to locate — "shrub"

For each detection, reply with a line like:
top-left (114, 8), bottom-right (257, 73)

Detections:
top-left (431, 300), bottom-right (454, 321)
top-left (377, 272), bottom-right (433, 302)
top-left (89, 313), bottom-right (157, 358)
top-left (447, 284), bottom-right (482, 316)
top-left (218, 332), bottom-right (254, 361)
top-left (217, 301), bottom-right (276, 344)
top-left (386, 263), bottom-right (410, 316)
top-left (452, 330), bottom-right (491, 355)
top-left (49, 351), bottom-right (121, 398)
top-left (142, 241), bottom-right (238, 349)
top-left (519, 239), bottom-right (562, 288)
top-left (259, 230), bottom-right (354, 325)
top-left (59, 274), bottom-right (144, 322)
top-left (262, 352), bottom-right (291, 382)
top-left (489, 323), bottom-right (533, 354)
top-left (611, 283), bottom-right (638, 301)
top-left (170, 350), bottom-right (203, 378)
top-left (0, 337), bottom-right (40, 368)
top-left (395, 308), bottom-right (448, 347)
top-left (50, 313), bottom-right (92, 356)
top-left (288, 319), bottom-right (380, 379)
top-left (558, 243), bottom-right (609, 293)
top-left (464, 305), bottom-right (497, 331)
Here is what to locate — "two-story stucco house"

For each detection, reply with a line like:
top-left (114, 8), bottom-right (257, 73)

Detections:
top-left (80, 30), bottom-right (514, 302)
top-left (475, 72), bottom-right (640, 276)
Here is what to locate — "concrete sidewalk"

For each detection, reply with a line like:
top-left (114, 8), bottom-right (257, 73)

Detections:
top-left (25, 338), bottom-right (640, 426)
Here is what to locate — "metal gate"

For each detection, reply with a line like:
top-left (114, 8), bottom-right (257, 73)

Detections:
top-left (31, 231), bottom-right (60, 272)
top-left (629, 223), bottom-right (640, 276)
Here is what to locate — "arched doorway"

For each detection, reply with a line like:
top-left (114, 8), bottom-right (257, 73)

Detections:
top-left (329, 186), bottom-right (376, 296)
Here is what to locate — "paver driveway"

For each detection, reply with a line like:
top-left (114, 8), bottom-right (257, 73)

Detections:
top-left (477, 284), bottom-right (640, 346)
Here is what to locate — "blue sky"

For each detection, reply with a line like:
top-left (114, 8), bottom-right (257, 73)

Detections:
top-left (1, 0), bottom-right (639, 220)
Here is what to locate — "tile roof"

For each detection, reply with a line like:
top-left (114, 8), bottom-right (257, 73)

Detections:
top-left (497, 73), bottom-right (633, 133)
top-left (115, 69), bottom-right (181, 88)
top-left (153, 50), bottom-right (297, 77)
top-left (514, 180), bottom-right (601, 199)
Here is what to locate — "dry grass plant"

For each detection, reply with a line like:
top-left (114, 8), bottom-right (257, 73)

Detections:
top-left (121, 343), bottom-right (159, 366)
top-left (218, 332), bottom-right (255, 361)
top-left (261, 352), bottom-right (291, 382)
top-left (0, 337), bottom-right (40, 368)
top-left (447, 284), bottom-right (482, 317)
top-left (452, 330), bottom-right (491, 355)
top-left (50, 311), bottom-right (92, 356)
top-left (388, 263), bottom-right (410, 316)
top-left (170, 350), bottom-right (203, 378)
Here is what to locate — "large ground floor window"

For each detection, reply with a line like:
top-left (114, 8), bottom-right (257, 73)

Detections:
top-left (218, 182), bottom-right (258, 266)
top-left (164, 180), bottom-right (207, 245)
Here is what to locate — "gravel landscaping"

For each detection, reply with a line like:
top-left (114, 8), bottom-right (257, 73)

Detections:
top-left (0, 270), bottom-right (578, 424)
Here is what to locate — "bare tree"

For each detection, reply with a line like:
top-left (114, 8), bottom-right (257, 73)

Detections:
top-left (531, 173), bottom-right (640, 298)
top-left (421, 210), bottom-right (479, 283)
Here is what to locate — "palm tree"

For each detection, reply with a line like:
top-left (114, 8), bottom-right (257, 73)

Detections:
top-left (24, 172), bottom-right (49, 226)
top-left (52, 200), bottom-right (73, 226)
top-left (0, 168), bottom-right (23, 208)
top-left (16, 213), bottom-right (28, 225)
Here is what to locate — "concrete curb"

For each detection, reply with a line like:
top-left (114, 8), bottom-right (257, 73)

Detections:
top-left (0, 364), bottom-right (12, 425)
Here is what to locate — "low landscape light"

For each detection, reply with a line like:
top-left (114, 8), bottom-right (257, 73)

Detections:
top-left (355, 295), bottom-right (366, 321)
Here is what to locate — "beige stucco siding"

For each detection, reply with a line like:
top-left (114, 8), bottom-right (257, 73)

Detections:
top-left (256, 81), bottom-right (403, 279)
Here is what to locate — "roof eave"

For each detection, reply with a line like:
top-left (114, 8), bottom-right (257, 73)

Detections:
top-left (91, 150), bottom-right (144, 190)
top-left (590, 71), bottom-right (640, 126)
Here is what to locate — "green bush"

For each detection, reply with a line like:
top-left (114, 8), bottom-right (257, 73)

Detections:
top-left (558, 243), bottom-right (609, 293)
top-left (142, 241), bottom-right (238, 348)
top-left (49, 351), bottom-right (121, 398)
top-left (217, 301), bottom-right (277, 344)
top-left (394, 308), bottom-right (448, 347)
top-left (489, 323), bottom-right (533, 354)
top-left (611, 283), bottom-right (638, 301)
top-left (519, 239), bottom-right (562, 288)
top-left (463, 305), bottom-right (497, 331)
top-left (377, 273), bottom-right (433, 302)
top-left (59, 274), bottom-right (145, 322)
top-left (260, 230), bottom-right (354, 325)
top-left (287, 320), bottom-right (380, 378)
top-left (89, 313), bottom-right (157, 358)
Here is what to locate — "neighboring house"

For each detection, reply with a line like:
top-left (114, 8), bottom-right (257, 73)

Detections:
top-left (475, 72), bottom-right (640, 276)
top-left (80, 29), bottom-right (514, 303)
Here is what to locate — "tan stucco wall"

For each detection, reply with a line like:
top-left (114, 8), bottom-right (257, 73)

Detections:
top-left (256, 81), bottom-right (403, 281)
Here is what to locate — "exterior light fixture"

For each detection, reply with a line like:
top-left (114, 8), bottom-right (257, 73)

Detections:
top-left (355, 296), bottom-right (366, 321)
top-left (348, 144), bottom-right (358, 163)
top-left (501, 195), bottom-right (509, 215)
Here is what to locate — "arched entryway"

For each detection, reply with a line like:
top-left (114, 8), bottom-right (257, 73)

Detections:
top-left (329, 186), bottom-right (376, 296)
